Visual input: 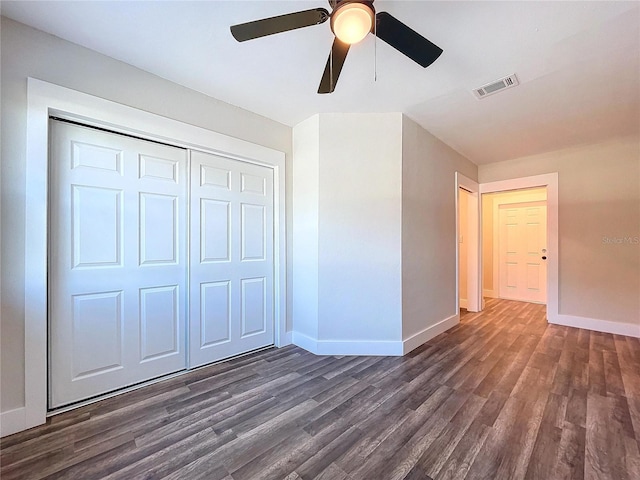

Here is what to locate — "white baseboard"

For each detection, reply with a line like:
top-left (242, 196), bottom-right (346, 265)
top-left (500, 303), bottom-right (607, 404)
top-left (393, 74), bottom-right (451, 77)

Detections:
top-left (1, 407), bottom-right (26, 438)
top-left (292, 313), bottom-right (461, 357)
top-left (483, 289), bottom-right (497, 298)
top-left (291, 331), bottom-right (318, 353)
top-left (549, 314), bottom-right (640, 338)
top-left (292, 331), bottom-right (403, 356)
top-left (459, 299), bottom-right (468, 309)
top-left (402, 313), bottom-right (460, 355)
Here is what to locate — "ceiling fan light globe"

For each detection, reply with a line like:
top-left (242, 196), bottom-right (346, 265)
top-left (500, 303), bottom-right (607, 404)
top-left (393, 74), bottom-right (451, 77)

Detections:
top-left (331, 3), bottom-right (373, 44)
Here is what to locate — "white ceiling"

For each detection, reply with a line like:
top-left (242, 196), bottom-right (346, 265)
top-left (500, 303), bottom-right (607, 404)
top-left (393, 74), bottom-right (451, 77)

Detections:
top-left (2, 1), bottom-right (639, 164)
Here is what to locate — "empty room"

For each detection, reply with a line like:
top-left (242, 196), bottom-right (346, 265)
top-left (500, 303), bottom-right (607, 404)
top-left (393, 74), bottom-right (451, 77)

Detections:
top-left (1, 1), bottom-right (639, 479)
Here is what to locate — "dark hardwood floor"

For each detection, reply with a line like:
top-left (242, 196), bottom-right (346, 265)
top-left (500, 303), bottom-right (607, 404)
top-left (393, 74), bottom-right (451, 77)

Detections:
top-left (2, 298), bottom-right (639, 479)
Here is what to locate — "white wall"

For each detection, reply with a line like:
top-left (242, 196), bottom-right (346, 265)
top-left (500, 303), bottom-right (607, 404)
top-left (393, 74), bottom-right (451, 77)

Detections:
top-left (292, 113), bottom-right (403, 352)
top-left (401, 116), bottom-right (478, 342)
top-left (292, 115), bottom-right (320, 341)
top-left (318, 113), bottom-right (403, 343)
top-left (479, 137), bottom-right (640, 328)
top-left (0, 17), bottom-right (292, 414)
top-left (292, 114), bottom-right (478, 353)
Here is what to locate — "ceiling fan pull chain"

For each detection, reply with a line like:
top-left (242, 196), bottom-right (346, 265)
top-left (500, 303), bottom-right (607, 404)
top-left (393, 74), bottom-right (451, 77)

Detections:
top-left (374, 14), bottom-right (377, 82)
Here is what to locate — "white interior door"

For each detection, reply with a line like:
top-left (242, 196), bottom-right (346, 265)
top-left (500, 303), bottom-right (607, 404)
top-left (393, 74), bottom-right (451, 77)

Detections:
top-left (49, 120), bottom-right (187, 408)
top-left (498, 202), bottom-right (547, 303)
top-left (189, 151), bottom-right (274, 368)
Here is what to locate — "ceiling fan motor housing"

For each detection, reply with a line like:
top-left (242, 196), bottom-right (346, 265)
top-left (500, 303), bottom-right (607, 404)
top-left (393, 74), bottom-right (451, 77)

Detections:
top-left (329, 0), bottom-right (375, 11)
top-left (329, 0), bottom-right (376, 43)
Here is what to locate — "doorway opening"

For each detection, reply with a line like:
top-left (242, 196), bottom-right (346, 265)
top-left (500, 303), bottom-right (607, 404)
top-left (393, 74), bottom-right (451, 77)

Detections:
top-left (48, 119), bottom-right (277, 409)
top-left (481, 187), bottom-right (548, 304)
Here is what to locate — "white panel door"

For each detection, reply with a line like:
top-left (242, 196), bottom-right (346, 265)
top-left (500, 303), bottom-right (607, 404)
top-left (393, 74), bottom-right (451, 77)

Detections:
top-left (189, 151), bottom-right (274, 367)
top-left (498, 202), bottom-right (547, 303)
top-left (49, 120), bottom-right (187, 408)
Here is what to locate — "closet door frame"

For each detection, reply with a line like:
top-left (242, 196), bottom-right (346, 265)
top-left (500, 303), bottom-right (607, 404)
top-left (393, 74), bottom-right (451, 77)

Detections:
top-left (21, 78), bottom-right (287, 434)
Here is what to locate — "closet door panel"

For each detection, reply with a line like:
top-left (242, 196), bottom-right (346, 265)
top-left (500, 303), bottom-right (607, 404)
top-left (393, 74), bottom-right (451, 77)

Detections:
top-left (189, 151), bottom-right (274, 367)
top-left (49, 120), bottom-right (187, 408)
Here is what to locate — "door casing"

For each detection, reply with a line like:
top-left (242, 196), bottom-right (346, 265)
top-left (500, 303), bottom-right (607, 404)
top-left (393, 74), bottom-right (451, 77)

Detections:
top-left (455, 173), bottom-right (481, 312)
top-left (454, 172), bottom-right (559, 321)
top-left (479, 174), bottom-right (559, 319)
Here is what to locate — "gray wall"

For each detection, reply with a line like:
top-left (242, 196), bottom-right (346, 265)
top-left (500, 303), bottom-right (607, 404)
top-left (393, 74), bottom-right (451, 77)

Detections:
top-left (401, 115), bottom-right (478, 340)
top-left (479, 137), bottom-right (640, 327)
top-left (0, 17), bottom-right (292, 413)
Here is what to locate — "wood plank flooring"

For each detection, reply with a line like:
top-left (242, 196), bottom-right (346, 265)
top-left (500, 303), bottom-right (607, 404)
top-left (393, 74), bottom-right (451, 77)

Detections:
top-left (2, 298), bottom-right (639, 479)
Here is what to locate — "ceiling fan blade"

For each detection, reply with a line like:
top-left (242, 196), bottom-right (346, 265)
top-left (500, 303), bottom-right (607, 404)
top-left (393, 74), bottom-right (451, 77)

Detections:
top-left (375, 12), bottom-right (443, 68)
top-left (231, 8), bottom-right (329, 42)
top-left (318, 38), bottom-right (350, 94)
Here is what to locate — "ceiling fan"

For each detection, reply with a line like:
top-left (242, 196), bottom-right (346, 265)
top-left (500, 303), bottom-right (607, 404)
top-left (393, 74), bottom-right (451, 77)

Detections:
top-left (230, 0), bottom-right (443, 94)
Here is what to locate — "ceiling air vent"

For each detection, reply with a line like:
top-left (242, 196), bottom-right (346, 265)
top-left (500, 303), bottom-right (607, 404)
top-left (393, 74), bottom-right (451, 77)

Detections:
top-left (473, 74), bottom-right (519, 99)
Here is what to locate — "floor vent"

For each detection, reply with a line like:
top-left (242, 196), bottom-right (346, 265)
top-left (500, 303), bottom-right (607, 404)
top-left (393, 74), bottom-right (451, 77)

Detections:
top-left (473, 74), bottom-right (519, 99)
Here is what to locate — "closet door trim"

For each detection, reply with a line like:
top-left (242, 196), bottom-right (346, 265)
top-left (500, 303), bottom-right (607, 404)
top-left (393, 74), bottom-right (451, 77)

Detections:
top-left (20, 78), bottom-right (287, 435)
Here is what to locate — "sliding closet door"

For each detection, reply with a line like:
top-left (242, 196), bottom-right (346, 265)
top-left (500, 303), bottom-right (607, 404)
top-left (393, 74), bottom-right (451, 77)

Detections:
top-left (49, 120), bottom-right (188, 408)
top-left (189, 151), bottom-right (274, 367)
